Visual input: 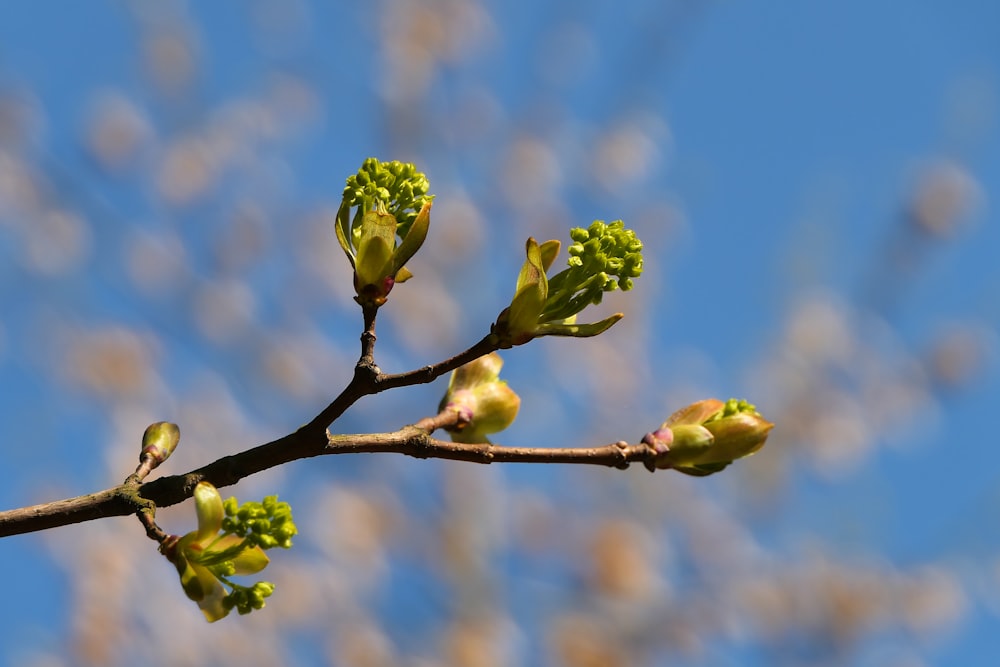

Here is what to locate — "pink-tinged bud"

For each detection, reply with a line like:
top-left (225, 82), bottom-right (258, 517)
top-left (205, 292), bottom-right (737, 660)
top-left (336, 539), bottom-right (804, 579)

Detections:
top-left (445, 382), bottom-right (521, 444)
top-left (644, 398), bottom-right (773, 476)
top-left (644, 423), bottom-right (714, 471)
top-left (642, 425), bottom-right (674, 458)
top-left (439, 352), bottom-right (521, 443)
top-left (141, 421), bottom-right (180, 466)
top-left (336, 195), bottom-right (432, 308)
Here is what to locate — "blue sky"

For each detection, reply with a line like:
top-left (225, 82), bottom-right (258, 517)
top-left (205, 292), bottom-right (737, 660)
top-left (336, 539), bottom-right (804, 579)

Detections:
top-left (0, 1), bottom-right (998, 665)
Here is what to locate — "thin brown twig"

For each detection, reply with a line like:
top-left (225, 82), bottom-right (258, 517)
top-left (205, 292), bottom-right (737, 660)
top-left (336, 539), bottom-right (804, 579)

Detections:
top-left (304, 334), bottom-right (497, 433)
top-left (324, 428), bottom-right (647, 469)
top-left (376, 334), bottom-right (497, 391)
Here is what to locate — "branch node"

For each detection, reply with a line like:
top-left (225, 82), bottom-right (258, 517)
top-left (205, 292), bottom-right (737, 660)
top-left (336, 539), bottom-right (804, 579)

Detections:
top-left (137, 506), bottom-right (170, 544)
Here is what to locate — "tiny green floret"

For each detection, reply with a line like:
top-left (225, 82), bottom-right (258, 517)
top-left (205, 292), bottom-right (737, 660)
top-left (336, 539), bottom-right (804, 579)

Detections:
top-left (222, 493), bottom-right (298, 550)
top-left (704, 398), bottom-right (760, 423)
top-left (222, 581), bottom-right (276, 616)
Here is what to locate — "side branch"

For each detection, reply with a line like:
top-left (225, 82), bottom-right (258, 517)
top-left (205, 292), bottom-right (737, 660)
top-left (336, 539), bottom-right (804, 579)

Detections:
top-left (324, 429), bottom-right (649, 470)
top-left (376, 335), bottom-right (497, 391)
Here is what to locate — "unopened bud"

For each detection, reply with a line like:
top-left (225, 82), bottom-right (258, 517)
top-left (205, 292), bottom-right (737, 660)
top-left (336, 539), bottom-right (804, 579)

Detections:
top-left (644, 399), bottom-right (773, 475)
top-left (440, 352), bottom-right (521, 443)
top-left (703, 411), bottom-right (772, 462)
top-left (141, 421), bottom-right (180, 467)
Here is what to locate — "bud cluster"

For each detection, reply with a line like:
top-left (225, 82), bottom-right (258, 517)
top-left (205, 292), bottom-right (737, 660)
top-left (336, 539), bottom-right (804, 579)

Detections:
top-left (161, 482), bottom-right (297, 622)
top-left (492, 221), bottom-right (644, 347)
top-left (221, 494), bottom-right (298, 550)
top-left (222, 581), bottom-right (276, 616)
top-left (341, 158), bottom-right (432, 239)
top-left (335, 158), bottom-right (434, 307)
top-left (543, 220), bottom-right (644, 322)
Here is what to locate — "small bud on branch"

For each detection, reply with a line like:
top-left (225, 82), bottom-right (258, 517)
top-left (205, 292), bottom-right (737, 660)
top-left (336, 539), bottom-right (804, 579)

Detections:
top-left (439, 352), bottom-right (521, 443)
top-left (643, 399), bottom-right (774, 476)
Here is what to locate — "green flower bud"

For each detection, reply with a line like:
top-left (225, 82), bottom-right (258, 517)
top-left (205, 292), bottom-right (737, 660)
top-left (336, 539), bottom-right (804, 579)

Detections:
top-left (273, 523), bottom-right (297, 548)
top-left (643, 398), bottom-right (773, 476)
top-left (220, 495), bottom-right (297, 549)
top-left (439, 352), bottom-right (521, 443)
top-left (254, 534), bottom-right (279, 549)
top-left (250, 581), bottom-right (275, 608)
top-left (140, 421), bottom-right (180, 466)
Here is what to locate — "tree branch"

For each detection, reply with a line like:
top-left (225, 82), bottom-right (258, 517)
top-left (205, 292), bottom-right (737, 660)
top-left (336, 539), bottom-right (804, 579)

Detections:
top-left (0, 416), bottom-right (654, 539)
top-left (0, 488), bottom-right (142, 537)
top-left (0, 332), bottom-right (508, 539)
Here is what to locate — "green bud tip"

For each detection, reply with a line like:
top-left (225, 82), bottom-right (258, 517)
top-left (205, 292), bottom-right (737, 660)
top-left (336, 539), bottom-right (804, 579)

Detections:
top-left (140, 421), bottom-right (180, 465)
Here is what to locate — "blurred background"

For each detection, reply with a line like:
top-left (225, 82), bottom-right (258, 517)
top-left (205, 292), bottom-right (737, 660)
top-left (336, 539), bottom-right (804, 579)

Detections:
top-left (0, 1), bottom-right (998, 665)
